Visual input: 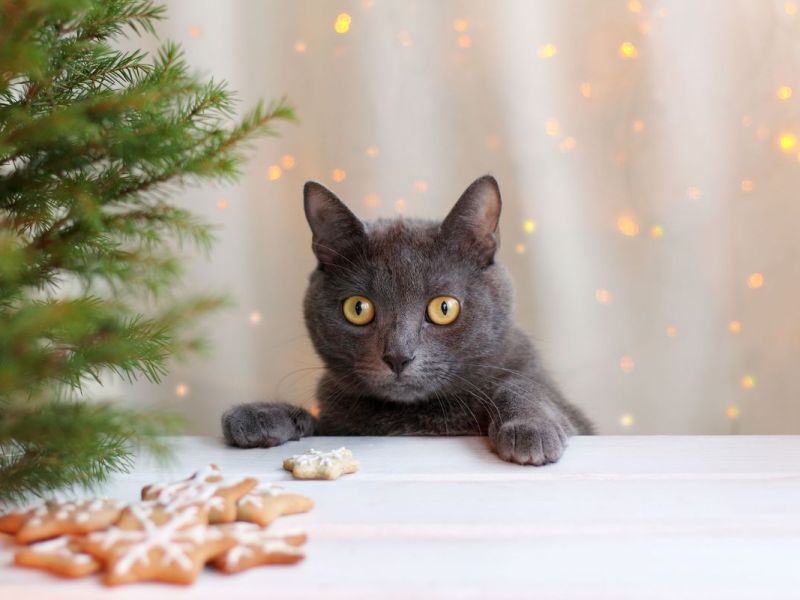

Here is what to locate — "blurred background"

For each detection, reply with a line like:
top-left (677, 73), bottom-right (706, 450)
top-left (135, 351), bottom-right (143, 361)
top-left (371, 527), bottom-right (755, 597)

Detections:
top-left (124, 0), bottom-right (800, 435)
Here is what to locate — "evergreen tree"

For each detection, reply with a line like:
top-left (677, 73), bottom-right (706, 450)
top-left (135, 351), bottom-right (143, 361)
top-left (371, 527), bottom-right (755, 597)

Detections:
top-left (0, 0), bottom-right (293, 503)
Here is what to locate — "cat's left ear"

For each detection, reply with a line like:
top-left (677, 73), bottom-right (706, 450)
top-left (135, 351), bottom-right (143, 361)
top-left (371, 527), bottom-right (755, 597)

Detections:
top-left (441, 175), bottom-right (502, 265)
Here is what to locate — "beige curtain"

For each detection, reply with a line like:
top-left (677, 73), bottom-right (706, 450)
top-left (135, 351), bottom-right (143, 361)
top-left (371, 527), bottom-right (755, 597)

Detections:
top-left (124, 0), bottom-right (800, 435)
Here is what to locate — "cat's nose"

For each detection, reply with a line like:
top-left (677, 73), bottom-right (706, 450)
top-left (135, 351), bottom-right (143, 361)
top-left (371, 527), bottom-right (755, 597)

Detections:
top-left (382, 353), bottom-right (415, 375)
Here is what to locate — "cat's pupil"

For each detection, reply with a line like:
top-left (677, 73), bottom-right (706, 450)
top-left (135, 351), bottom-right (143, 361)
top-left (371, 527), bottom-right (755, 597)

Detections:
top-left (355, 300), bottom-right (362, 315)
top-left (441, 301), bottom-right (448, 315)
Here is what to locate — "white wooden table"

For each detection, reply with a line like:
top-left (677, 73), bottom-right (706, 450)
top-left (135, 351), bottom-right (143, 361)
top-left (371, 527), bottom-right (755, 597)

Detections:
top-left (2, 435), bottom-right (800, 599)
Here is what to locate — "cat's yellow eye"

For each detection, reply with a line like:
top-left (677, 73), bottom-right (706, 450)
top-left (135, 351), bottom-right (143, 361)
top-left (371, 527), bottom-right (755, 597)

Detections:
top-left (427, 296), bottom-right (460, 325)
top-left (343, 296), bottom-right (375, 325)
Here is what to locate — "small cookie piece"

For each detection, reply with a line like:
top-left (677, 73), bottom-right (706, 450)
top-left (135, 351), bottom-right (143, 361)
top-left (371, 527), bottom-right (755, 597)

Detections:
top-left (15, 535), bottom-right (101, 578)
top-left (236, 485), bottom-right (314, 527)
top-left (82, 503), bottom-right (233, 586)
top-left (14, 498), bottom-right (124, 544)
top-left (283, 447), bottom-right (359, 480)
top-left (0, 508), bottom-right (31, 535)
top-left (141, 464), bottom-right (257, 524)
top-left (212, 522), bottom-right (305, 574)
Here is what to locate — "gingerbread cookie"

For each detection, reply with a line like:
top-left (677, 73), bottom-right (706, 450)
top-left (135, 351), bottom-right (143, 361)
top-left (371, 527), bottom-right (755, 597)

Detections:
top-left (212, 523), bottom-right (305, 574)
top-left (12, 498), bottom-right (124, 544)
top-left (82, 503), bottom-right (233, 586)
top-left (236, 485), bottom-right (314, 527)
top-left (283, 447), bottom-right (359, 480)
top-left (0, 508), bottom-right (30, 535)
top-left (15, 535), bottom-right (102, 578)
top-left (141, 464), bottom-right (257, 523)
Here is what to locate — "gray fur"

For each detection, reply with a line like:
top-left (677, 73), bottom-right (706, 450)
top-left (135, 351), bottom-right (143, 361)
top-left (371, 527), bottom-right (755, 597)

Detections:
top-left (221, 176), bottom-right (593, 465)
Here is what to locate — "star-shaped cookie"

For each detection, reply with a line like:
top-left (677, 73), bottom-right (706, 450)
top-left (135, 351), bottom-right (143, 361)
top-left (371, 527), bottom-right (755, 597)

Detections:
top-left (141, 464), bottom-right (257, 523)
top-left (236, 485), bottom-right (314, 526)
top-left (82, 503), bottom-right (233, 586)
top-left (283, 447), bottom-right (359, 480)
top-left (212, 523), bottom-right (306, 574)
top-left (15, 535), bottom-right (102, 578)
top-left (9, 498), bottom-right (124, 544)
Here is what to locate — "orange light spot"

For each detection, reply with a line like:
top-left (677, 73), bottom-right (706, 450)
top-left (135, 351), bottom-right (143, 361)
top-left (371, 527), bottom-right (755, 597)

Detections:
top-left (453, 18), bottom-right (468, 32)
top-left (741, 179), bottom-right (753, 192)
top-left (249, 311), bottom-right (262, 324)
top-left (650, 225), bottom-right (664, 238)
top-left (545, 118), bottom-right (560, 136)
top-left (741, 115), bottom-right (753, 127)
top-left (579, 82), bottom-right (593, 98)
top-left (740, 375), bottom-right (756, 389)
top-left (728, 320), bottom-right (742, 334)
top-left (334, 13), bottom-right (352, 34)
top-left (280, 154), bottom-right (296, 170)
top-left (632, 119), bottom-right (645, 132)
top-left (457, 34), bottom-right (472, 48)
top-left (786, 1), bottom-right (798, 16)
top-left (779, 132), bottom-right (797, 152)
top-left (627, 0), bottom-right (642, 13)
top-left (725, 405), bottom-right (740, 419)
top-left (620, 413), bottom-right (635, 427)
top-left (175, 384), bottom-right (189, 397)
top-left (595, 288), bottom-right (612, 304)
top-left (777, 85), bottom-right (793, 100)
top-left (189, 26), bottom-right (202, 39)
top-left (665, 325), bottom-right (678, 337)
top-left (514, 243), bottom-right (526, 254)
top-left (620, 356), bottom-right (635, 373)
top-left (267, 165), bottom-right (282, 181)
top-left (686, 186), bottom-right (703, 200)
top-left (332, 168), bottom-right (346, 183)
top-left (394, 198), bottom-right (407, 213)
top-left (619, 42), bottom-right (638, 59)
top-left (364, 193), bottom-right (380, 208)
top-left (216, 198), bottom-right (228, 210)
top-left (747, 272), bottom-right (764, 289)
top-left (617, 214), bottom-right (640, 237)
top-left (294, 41), bottom-right (307, 53)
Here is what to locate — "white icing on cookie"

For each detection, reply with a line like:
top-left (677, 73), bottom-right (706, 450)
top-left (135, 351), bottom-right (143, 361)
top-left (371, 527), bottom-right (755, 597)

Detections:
top-left (220, 523), bottom-right (303, 569)
top-left (89, 505), bottom-right (207, 576)
top-left (27, 537), bottom-right (93, 565)
top-left (145, 465), bottom-right (246, 514)
top-left (289, 447), bottom-right (352, 468)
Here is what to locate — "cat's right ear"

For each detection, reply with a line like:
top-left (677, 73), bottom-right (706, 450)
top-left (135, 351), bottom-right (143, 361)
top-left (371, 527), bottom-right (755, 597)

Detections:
top-left (303, 181), bottom-right (366, 265)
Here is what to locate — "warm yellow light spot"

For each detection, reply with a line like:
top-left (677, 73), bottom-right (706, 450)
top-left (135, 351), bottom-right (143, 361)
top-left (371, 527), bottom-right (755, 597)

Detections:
top-left (414, 180), bottom-right (429, 193)
top-left (741, 115), bottom-right (752, 127)
top-left (686, 186), bottom-right (703, 200)
top-left (620, 355), bottom-right (635, 373)
top-left (523, 219), bottom-right (537, 234)
top-left (538, 43), bottom-right (557, 58)
top-left (309, 404), bottom-right (321, 418)
top-left (397, 30), bottom-right (413, 47)
top-left (725, 405), bottom-right (740, 419)
top-left (740, 179), bottom-right (753, 192)
top-left (334, 13), bottom-right (352, 34)
top-left (267, 165), bottom-right (282, 181)
top-left (294, 41), bottom-right (307, 53)
top-left (579, 82), bottom-right (593, 98)
top-left (559, 137), bottom-right (577, 152)
top-left (364, 193), bottom-right (380, 207)
top-left (618, 42), bottom-right (638, 59)
top-left (786, 1), bottom-right (798, 15)
top-left (777, 85), bottom-right (793, 100)
top-left (617, 214), bottom-right (640, 237)
top-left (747, 272), bottom-right (764, 289)
top-left (545, 118), bottom-right (560, 136)
top-left (756, 127), bottom-right (770, 141)
top-left (779, 132), bottom-right (797, 152)
top-left (740, 375), bottom-right (756, 390)
top-left (366, 146), bottom-right (379, 157)
top-left (189, 26), bottom-right (202, 39)
top-left (638, 20), bottom-right (651, 34)
top-left (728, 320), bottom-right (742, 334)
top-left (650, 224), bottom-right (664, 238)
top-left (249, 311), bottom-right (262, 324)
top-left (457, 34), bottom-right (472, 48)
top-left (175, 383), bottom-right (189, 397)
top-left (627, 0), bottom-right (642, 13)
top-left (280, 154), bottom-right (296, 170)
top-left (595, 288), bottom-right (612, 304)
top-left (394, 198), bottom-right (407, 213)
top-left (620, 413), bottom-right (635, 428)
top-left (665, 325), bottom-right (678, 337)
top-left (453, 18), bottom-right (468, 32)
top-left (332, 168), bottom-right (346, 183)
top-left (514, 243), bottom-right (526, 254)
top-left (632, 119), bottom-right (645, 133)
top-left (216, 198), bottom-right (228, 210)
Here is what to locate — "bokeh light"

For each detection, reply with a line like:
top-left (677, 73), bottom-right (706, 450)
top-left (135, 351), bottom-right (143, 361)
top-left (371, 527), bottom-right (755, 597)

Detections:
top-left (334, 13), bottom-right (352, 34)
top-left (620, 356), bottom-right (635, 373)
top-left (538, 43), bottom-right (557, 58)
top-left (617, 214), bottom-right (640, 237)
top-left (618, 42), bottom-right (638, 59)
top-left (266, 165), bottom-right (282, 181)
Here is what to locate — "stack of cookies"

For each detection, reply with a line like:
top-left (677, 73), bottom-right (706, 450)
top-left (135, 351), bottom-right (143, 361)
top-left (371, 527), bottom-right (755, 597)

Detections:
top-left (0, 464), bottom-right (314, 586)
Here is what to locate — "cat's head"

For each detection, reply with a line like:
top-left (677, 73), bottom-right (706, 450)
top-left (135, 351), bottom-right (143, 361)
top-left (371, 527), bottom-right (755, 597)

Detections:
top-left (302, 176), bottom-right (513, 403)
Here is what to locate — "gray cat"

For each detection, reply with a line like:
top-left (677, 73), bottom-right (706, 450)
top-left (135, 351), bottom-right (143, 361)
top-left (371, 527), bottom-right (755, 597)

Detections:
top-left (222, 176), bottom-right (593, 465)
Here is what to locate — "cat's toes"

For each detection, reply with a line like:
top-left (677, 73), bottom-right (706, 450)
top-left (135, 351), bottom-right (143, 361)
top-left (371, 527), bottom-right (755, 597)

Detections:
top-left (221, 403), bottom-right (297, 448)
top-left (491, 419), bottom-right (567, 466)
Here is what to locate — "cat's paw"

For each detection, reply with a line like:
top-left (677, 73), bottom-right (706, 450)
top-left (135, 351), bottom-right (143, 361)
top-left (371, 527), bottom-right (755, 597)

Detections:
top-left (221, 402), bottom-right (315, 448)
top-left (490, 418), bottom-right (568, 466)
